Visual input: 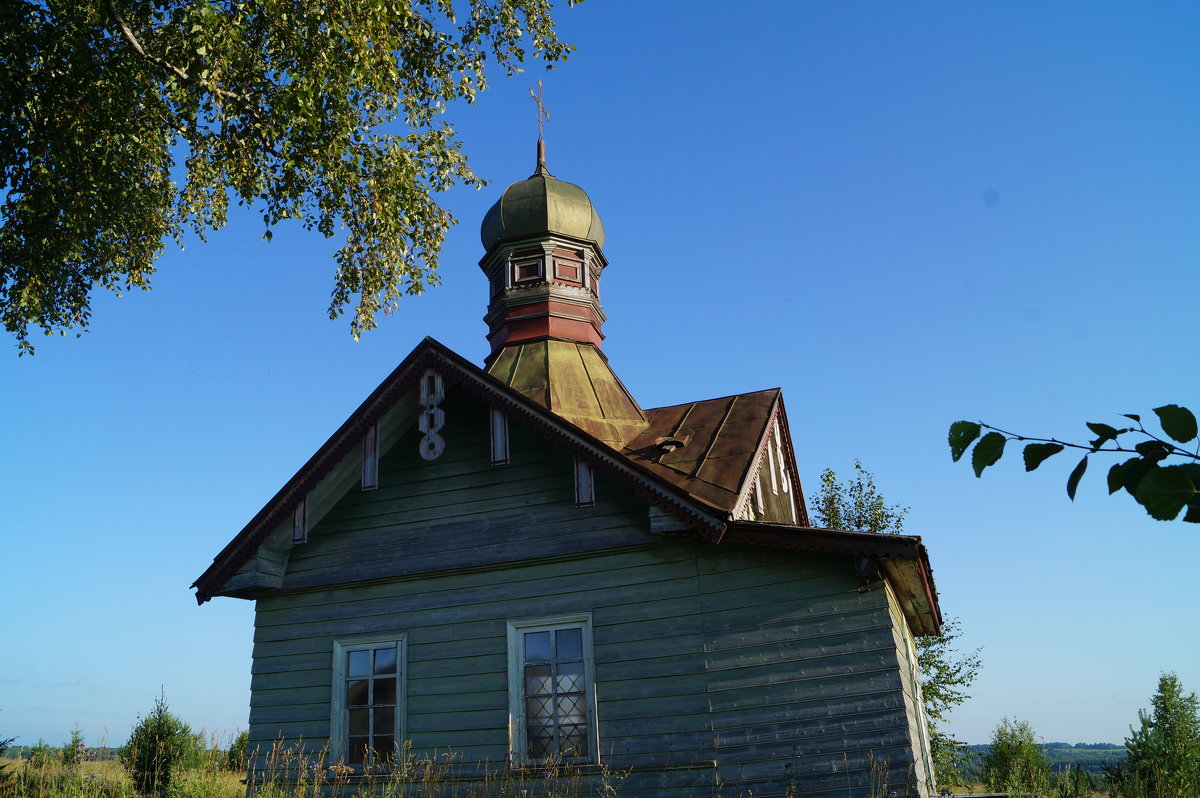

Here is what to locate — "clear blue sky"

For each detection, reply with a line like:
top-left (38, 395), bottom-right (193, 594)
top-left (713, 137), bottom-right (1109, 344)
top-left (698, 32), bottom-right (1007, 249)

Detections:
top-left (3, 1), bottom-right (1198, 748)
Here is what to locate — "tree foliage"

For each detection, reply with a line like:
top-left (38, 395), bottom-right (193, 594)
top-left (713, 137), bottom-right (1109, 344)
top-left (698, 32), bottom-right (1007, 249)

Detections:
top-left (226, 729), bottom-right (249, 773)
top-left (811, 460), bottom-right (981, 787)
top-left (1108, 673), bottom-right (1200, 798)
top-left (119, 695), bottom-right (198, 797)
top-left (1, 0), bottom-right (578, 354)
top-left (981, 717), bottom-right (1050, 794)
top-left (949, 404), bottom-right (1200, 523)
top-left (60, 726), bottom-right (85, 768)
top-left (811, 459), bottom-right (908, 535)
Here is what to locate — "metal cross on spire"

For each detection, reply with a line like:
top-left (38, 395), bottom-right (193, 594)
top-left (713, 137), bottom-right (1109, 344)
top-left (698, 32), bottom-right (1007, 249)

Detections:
top-left (529, 79), bottom-right (550, 140)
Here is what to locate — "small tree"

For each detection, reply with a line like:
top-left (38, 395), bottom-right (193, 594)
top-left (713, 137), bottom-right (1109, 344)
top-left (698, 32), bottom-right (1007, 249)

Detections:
top-left (60, 725), bottom-right (85, 768)
top-left (981, 717), bottom-right (1050, 794)
top-left (1109, 672), bottom-right (1200, 798)
top-left (811, 459), bottom-right (908, 534)
top-left (226, 730), bottom-right (249, 773)
top-left (119, 695), bottom-right (195, 798)
top-left (25, 739), bottom-right (54, 768)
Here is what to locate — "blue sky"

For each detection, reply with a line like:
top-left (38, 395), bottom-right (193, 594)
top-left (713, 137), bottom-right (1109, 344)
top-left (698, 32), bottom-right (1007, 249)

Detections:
top-left (3, 1), bottom-right (1199, 748)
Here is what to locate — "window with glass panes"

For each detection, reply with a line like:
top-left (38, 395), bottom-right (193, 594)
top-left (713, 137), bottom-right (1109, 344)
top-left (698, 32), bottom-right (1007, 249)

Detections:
top-left (507, 616), bottom-right (596, 764)
top-left (332, 638), bottom-right (403, 766)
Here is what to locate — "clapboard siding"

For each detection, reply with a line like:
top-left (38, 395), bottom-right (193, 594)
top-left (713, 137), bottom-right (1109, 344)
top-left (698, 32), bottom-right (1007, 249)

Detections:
top-left (886, 580), bottom-right (936, 791)
top-left (689, 548), bottom-right (924, 796)
top-left (244, 385), bottom-right (930, 796)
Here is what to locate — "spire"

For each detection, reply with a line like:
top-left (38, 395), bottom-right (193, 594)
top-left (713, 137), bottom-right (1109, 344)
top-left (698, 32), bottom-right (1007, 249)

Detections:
top-left (477, 139), bottom-right (645, 448)
top-left (530, 80), bottom-right (551, 177)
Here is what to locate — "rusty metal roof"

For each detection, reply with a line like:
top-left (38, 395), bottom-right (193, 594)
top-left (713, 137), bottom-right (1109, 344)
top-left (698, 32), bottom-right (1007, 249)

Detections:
top-left (624, 389), bottom-right (782, 514)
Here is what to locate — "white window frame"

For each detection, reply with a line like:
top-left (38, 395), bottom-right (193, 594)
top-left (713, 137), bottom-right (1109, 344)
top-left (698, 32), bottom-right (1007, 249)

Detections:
top-left (506, 613), bottom-right (599, 767)
top-left (330, 634), bottom-right (407, 767)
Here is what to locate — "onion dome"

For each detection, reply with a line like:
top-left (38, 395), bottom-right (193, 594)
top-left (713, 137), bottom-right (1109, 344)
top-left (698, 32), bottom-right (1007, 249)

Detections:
top-left (480, 141), bottom-right (605, 252)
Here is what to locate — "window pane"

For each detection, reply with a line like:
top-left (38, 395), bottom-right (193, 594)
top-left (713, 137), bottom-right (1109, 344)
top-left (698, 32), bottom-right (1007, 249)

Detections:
top-left (348, 650), bottom-right (370, 678)
top-left (373, 646), bottom-right (396, 675)
top-left (348, 737), bottom-right (369, 765)
top-left (556, 628), bottom-right (582, 660)
top-left (559, 693), bottom-right (586, 725)
top-left (372, 736), bottom-right (394, 763)
top-left (374, 707), bottom-right (394, 735)
top-left (562, 724), bottom-right (587, 757)
top-left (557, 661), bottom-right (584, 694)
top-left (526, 695), bottom-right (553, 722)
top-left (373, 677), bottom-right (396, 705)
top-left (527, 725), bottom-right (553, 759)
top-left (347, 680), bottom-right (369, 706)
top-left (349, 707), bottom-right (369, 735)
top-left (524, 631), bottom-right (551, 662)
top-left (525, 664), bottom-right (552, 696)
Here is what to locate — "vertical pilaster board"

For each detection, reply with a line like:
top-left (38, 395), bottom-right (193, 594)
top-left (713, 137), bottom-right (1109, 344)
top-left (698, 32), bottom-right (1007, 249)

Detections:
top-left (574, 457), bottom-right (595, 507)
top-left (489, 408), bottom-right (510, 466)
top-left (362, 422), bottom-right (379, 491)
top-left (291, 497), bottom-right (307, 544)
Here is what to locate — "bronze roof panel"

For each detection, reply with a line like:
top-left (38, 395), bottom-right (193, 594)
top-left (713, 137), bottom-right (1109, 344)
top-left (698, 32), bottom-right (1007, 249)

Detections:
top-left (624, 389), bottom-right (782, 513)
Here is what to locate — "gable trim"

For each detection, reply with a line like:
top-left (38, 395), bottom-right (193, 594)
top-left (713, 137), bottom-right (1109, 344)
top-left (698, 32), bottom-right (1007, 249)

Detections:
top-left (728, 395), bottom-right (810, 526)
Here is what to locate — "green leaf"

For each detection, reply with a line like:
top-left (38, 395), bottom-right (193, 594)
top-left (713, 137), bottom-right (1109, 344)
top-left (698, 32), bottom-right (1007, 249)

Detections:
top-left (1121, 457), bottom-right (1155, 497)
top-left (971, 432), bottom-right (1006, 477)
top-left (1085, 422), bottom-right (1119, 448)
top-left (1122, 413), bottom-right (1141, 423)
top-left (1023, 443), bottom-right (1064, 472)
top-left (1133, 465), bottom-right (1197, 521)
top-left (948, 422), bottom-right (981, 462)
top-left (1066, 455), bottom-right (1088, 500)
top-left (1135, 440), bottom-right (1171, 462)
top-left (1085, 422), bottom-right (1118, 440)
top-left (1183, 498), bottom-right (1200, 524)
top-left (1152, 404), bottom-right (1197, 444)
top-left (1107, 459), bottom-right (1131, 495)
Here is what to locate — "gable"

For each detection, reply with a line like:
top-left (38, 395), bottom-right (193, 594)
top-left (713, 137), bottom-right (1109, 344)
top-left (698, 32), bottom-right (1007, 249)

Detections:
top-left (279, 385), bottom-right (660, 594)
top-left (192, 338), bottom-right (724, 604)
top-left (624, 389), bottom-right (809, 525)
top-left (193, 338), bottom-right (940, 637)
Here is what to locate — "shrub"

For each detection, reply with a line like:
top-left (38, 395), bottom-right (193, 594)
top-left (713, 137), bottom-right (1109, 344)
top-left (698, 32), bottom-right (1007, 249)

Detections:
top-left (981, 717), bottom-right (1050, 794)
top-left (26, 738), bottom-right (55, 768)
top-left (119, 695), bottom-right (195, 797)
top-left (227, 730), bottom-right (250, 773)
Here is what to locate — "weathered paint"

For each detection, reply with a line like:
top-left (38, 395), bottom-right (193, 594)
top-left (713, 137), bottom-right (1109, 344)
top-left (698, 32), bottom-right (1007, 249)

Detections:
top-left (242, 385), bottom-right (931, 797)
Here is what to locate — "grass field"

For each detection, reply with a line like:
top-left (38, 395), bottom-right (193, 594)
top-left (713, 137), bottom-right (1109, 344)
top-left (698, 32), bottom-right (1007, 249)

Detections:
top-left (1, 757), bottom-right (243, 798)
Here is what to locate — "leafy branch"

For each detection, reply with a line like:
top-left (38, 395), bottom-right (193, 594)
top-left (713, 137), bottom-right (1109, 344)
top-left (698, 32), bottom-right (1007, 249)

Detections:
top-left (948, 405), bottom-right (1200, 522)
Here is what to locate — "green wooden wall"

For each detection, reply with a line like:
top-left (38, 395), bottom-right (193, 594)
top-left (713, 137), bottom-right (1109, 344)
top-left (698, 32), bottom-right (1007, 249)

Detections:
top-left (245, 385), bottom-right (929, 797)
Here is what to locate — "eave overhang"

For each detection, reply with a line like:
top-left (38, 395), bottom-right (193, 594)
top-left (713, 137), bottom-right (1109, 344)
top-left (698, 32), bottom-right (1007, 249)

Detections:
top-left (701, 520), bottom-right (943, 636)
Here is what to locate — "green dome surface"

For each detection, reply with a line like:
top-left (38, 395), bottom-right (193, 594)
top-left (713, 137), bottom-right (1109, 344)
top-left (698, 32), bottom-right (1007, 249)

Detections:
top-left (480, 161), bottom-right (605, 251)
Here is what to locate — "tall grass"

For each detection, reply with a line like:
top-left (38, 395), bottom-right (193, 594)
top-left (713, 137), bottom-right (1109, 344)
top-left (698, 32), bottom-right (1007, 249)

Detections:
top-left (4, 738), bottom-right (628, 798)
